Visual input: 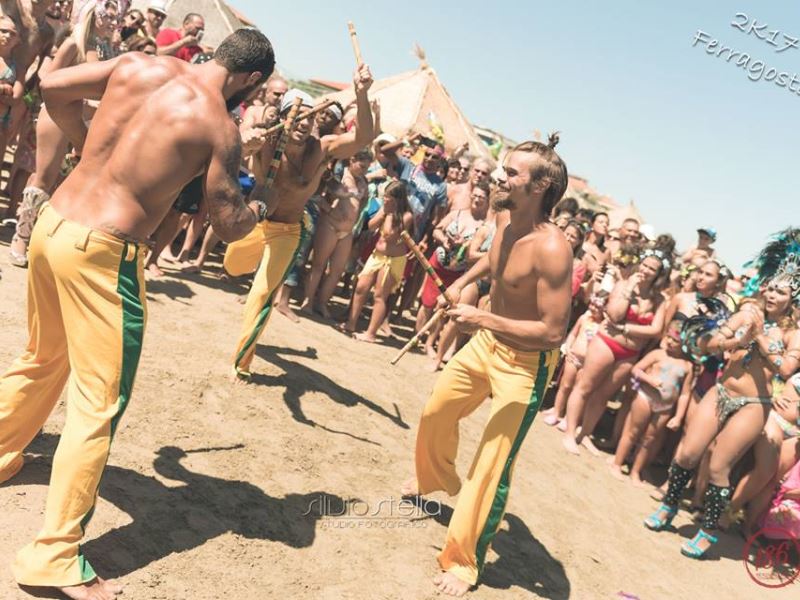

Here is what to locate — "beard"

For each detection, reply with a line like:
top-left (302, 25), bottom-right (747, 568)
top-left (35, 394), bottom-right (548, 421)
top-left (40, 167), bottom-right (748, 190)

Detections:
top-left (491, 187), bottom-right (513, 211)
top-left (226, 82), bottom-right (262, 112)
top-left (491, 197), bottom-right (515, 211)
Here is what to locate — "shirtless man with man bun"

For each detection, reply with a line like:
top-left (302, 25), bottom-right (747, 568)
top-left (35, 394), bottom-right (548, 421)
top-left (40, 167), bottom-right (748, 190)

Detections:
top-left (0, 28), bottom-right (275, 600)
top-left (402, 135), bottom-right (573, 597)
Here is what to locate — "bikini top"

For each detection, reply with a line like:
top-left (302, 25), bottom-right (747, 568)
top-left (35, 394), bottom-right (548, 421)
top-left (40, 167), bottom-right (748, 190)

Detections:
top-left (626, 307), bottom-right (654, 326)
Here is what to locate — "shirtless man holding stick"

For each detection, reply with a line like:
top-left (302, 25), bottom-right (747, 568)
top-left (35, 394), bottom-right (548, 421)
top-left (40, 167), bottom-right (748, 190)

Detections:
top-left (0, 28), bottom-right (275, 600)
top-left (227, 65), bottom-right (374, 381)
top-left (401, 135), bottom-right (573, 597)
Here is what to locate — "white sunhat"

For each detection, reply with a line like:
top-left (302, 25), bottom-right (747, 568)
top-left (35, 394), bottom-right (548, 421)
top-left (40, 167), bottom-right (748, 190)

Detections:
top-left (147, 0), bottom-right (170, 16)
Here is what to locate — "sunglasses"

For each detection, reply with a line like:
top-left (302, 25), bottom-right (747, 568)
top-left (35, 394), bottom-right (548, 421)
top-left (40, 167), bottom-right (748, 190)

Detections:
top-left (424, 151), bottom-right (439, 159)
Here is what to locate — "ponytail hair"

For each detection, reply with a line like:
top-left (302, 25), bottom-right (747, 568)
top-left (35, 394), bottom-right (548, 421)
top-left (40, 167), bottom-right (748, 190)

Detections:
top-left (511, 131), bottom-right (568, 218)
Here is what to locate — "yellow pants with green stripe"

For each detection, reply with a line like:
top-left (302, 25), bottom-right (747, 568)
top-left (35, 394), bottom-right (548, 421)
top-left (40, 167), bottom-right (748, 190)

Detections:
top-left (224, 219), bottom-right (303, 376)
top-left (415, 329), bottom-right (558, 586)
top-left (0, 204), bottom-right (146, 587)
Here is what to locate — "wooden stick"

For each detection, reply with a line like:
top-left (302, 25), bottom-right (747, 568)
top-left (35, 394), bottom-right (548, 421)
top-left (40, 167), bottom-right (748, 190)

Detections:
top-left (400, 231), bottom-right (450, 298)
top-left (390, 232), bottom-right (457, 365)
top-left (347, 21), bottom-right (363, 66)
top-left (390, 308), bottom-right (446, 365)
top-left (263, 96), bottom-right (303, 192)
top-left (257, 100), bottom-right (335, 134)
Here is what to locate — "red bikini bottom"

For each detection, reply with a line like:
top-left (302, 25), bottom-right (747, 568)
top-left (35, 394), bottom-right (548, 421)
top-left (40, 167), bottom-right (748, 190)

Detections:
top-left (596, 331), bottom-right (640, 361)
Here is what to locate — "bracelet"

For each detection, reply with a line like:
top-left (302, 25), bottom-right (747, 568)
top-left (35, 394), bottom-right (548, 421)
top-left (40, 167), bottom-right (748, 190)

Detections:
top-left (251, 199), bottom-right (268, 222)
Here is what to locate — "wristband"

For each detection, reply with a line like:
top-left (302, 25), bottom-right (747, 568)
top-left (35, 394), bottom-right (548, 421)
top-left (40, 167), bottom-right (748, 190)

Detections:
top-left (251, 199), bottom-right (269, 222)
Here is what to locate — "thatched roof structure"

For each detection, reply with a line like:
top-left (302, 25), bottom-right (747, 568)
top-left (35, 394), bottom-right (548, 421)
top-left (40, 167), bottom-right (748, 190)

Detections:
top-left (318, 47), bottom-right (491, 160)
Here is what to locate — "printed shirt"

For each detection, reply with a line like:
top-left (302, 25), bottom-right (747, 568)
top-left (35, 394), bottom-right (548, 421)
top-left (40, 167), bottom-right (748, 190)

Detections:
top-left (397, 157), bottom-right (447, 242)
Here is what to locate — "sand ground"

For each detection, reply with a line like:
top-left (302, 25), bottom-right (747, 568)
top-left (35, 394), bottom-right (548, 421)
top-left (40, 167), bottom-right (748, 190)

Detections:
top-left (0, 230), bottom-right (797, 600)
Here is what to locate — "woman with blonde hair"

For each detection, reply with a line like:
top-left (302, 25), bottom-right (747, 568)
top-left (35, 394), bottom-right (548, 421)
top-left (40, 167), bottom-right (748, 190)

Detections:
top-left (9, 0), bottom-right (125, 267)
top-left (644, 229), bottom-right (800, 559)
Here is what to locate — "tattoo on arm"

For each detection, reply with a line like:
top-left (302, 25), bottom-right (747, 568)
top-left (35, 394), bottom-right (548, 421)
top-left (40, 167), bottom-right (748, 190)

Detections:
top-left (206, 136), bottom-right (256, 241)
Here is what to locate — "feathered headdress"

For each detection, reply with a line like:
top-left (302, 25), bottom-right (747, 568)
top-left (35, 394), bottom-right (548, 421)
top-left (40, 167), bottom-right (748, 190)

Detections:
top-left (742, 228), bottom-right (800, 303)
top-left (680, 297), bottom-right (733, 363)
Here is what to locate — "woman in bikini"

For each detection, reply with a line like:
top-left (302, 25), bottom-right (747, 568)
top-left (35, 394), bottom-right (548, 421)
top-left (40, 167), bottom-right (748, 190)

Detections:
top-left (542, 294), bottom-right (605, 428)
top-left (9, 0), bottom-right (123, 267)
top-left (562, 249), bottom-right (672, 455)
top-left (427, 190), bottom-right (496, 372)
top-left (665, 259), bottom-right (731, 419)
top-left (644, 229), bottom-right (800, 559)
top-left (0, 15), bottom-right (21, 163)
top-left (301, 149), bottom-right (372, 319)
top-left (415, 182), bottom-right (489, 358)
top-left (719, 371), bottom-right (800, 533)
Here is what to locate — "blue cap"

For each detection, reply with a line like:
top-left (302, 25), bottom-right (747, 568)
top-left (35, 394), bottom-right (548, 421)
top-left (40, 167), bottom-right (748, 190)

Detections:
top-left (697, 227), bottom-right (717, 242)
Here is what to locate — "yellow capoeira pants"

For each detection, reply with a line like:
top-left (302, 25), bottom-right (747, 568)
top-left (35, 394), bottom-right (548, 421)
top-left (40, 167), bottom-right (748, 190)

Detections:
top-left (415, 329), bottom-right (558, 586)
top-left (0, 204), bottom-right (146, 587)
top-left (224, 219), bottom-right (304, 376)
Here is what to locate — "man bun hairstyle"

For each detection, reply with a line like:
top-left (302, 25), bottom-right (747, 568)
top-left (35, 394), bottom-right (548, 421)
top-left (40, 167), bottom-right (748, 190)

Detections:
top-left (511, 130), bottom-right (568, 218)
top-left (214, 28), bottom-right (275, 82)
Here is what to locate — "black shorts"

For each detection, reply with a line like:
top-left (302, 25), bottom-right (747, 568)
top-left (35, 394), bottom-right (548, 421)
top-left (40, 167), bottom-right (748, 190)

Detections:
top-left (173, 176), bottom-right (204, 215)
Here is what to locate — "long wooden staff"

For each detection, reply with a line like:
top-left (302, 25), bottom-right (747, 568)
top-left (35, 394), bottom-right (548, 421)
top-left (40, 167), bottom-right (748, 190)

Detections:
top-left (257, 99), bottom-right (335, 134)
top-left (390, 232), bottom-right (455, 365)
top-left (347, 21), bottom-right (363, 66)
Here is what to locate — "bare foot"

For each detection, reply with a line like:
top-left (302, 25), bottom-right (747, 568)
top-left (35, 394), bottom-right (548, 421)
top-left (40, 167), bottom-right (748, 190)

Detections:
top-left (542, 414), bottom-right (560, 427)
top-left (180, 263), bottom-right (202, 274)
top-left (562, 436), bottom-right (581, 456)
top-left (59, 577), bottom-right (122, 600)
top-left (146, 262), bottom-right (165, 277)
top-left (353, 332), bottom-right (377, 343)
top-left (581, 436), bottom-right (603, 458)
top-left (276, 303), bottom-right (300, 323)
top-left (230, 368), bottom-right (251, 386)
top-left (378, 319), bottom-right (392, 337)
top-left (317, 304), bottom-right (332, 320)
top-left (630, 475), bottom-right (649, 489)
top-left (400, 477), bottom-right (419, 497)
top-left (556, 418), bottom-right (567, 432)
top-left (426, 359), bottom-right (441, 373)
top-left (425, 344), bottom-right (437, 359)
top-left (608, 463), bottom-right (627, 482)
top-left (433, 572), bottom-right (470, 597)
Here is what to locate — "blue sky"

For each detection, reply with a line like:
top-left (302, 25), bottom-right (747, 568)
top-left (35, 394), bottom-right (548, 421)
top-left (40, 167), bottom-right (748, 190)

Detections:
top-left (231, 1), bottom-right (797, 270)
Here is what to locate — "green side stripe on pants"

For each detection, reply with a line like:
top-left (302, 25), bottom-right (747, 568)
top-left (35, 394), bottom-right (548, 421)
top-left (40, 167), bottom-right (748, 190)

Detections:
top-left (474, 350), bottom-right (553, 576)
top-left (77, 242), bottom-right (145, 582)
top-left (234, 222), bottom-right (307, 370)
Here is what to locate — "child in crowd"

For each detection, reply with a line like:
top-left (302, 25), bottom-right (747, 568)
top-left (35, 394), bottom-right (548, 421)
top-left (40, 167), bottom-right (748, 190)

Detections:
top-left (609, 321), bottom-right (693, 486)
top-left (543, 295), bottom-right (605, 429)
top-left (344, 180), bottom-right (413, 342)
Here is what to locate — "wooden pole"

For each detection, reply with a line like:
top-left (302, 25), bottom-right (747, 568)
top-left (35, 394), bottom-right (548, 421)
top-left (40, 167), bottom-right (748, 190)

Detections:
top-left (348, 21), bottom-right (363, 66)
top-left (390, 308), bottom-right (446, 365)
top-left (400, 231), bottom-right (449, 297)
top-left (390, 232), bottom-right (457, 365)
